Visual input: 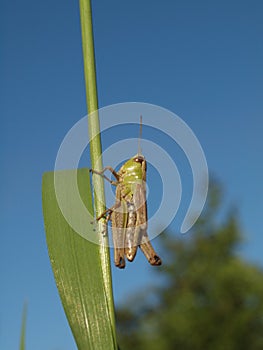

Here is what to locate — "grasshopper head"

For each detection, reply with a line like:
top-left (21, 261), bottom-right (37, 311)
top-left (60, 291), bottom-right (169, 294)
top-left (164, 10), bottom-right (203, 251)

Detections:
top-left (133, 154), bottom-right (145, 164)
top-left (133, 154), bottom-right (147, 172)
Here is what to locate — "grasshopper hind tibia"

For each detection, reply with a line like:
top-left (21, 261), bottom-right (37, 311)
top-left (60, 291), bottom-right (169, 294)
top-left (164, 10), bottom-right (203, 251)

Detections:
top-left (139, 241), bottom-right (162, 266)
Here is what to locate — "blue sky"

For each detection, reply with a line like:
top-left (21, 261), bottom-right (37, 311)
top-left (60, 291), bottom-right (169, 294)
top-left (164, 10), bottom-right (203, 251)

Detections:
top-left (1, 1), bottom-right (263, 349)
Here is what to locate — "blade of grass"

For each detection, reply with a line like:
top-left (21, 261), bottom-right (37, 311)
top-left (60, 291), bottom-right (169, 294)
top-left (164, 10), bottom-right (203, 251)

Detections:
top-left (79, 0), bottom-right (106, 218)
top-left (19, 304), bottom-right (27, 350)
top-left (42, 169), bottom-right (117, 349)
top-left (79, 0), bottom-right (116, 340)
top-left (42, 0), bottom-right (118, 348)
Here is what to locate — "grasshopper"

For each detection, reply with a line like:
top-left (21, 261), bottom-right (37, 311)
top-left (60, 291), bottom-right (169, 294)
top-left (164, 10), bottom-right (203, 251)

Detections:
top-left (90, 118), bottom-right (162, 269)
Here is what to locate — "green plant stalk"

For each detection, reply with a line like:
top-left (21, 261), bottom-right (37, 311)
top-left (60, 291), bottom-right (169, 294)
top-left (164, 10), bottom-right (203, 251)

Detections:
top-left (19, 303), bottom-right (27, 350)
top-left (79, 0), bottom-right (117, 346)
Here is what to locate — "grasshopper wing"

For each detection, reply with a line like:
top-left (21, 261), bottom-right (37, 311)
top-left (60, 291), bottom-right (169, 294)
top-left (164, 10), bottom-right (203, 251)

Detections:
top-left (124, 202), bottom-right (140, 262)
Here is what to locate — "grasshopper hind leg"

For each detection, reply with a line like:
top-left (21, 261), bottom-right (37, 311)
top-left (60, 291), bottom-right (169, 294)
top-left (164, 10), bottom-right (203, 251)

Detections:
top-left (140, 240), bottom-right (162, 266)
top-left (112, 223), bottom-right (126, 269)
top-left (114, 247), bottom-right (126, 269)
top-left (111, 186), bottom-right (127, 269)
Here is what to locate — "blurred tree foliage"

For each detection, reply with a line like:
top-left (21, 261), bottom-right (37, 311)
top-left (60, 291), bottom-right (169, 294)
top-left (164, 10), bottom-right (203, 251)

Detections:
top-left (116, 183), bottom-right (263, 350)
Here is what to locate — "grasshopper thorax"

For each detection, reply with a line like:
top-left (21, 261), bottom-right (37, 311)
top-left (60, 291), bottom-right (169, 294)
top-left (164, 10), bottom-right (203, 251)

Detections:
top-left (120, 154), bottom-right (146, 184)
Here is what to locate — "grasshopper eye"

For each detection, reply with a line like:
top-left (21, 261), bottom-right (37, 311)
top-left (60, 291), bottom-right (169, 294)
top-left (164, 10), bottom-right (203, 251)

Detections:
top-left (134, 156), bottom-right (144, 164)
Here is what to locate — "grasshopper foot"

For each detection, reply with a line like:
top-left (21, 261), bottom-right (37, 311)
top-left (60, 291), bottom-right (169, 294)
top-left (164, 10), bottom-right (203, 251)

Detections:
top-left (115, 257), bottom-right (126, 269)
top-left (149, 255), bottom-right (162, 266)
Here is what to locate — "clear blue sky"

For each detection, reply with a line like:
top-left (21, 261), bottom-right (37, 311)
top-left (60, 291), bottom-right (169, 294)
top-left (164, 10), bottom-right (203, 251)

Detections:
top-left (1, 1), bottom-right (263, 349)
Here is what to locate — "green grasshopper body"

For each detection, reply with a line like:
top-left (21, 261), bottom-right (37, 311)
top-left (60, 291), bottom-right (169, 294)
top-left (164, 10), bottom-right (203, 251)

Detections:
top-left (91, 154), bottom-right (162, 269)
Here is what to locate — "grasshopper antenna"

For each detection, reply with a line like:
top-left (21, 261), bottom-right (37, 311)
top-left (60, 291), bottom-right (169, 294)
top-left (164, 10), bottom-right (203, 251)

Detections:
top-left (138, 115), bottom-right (143, 156)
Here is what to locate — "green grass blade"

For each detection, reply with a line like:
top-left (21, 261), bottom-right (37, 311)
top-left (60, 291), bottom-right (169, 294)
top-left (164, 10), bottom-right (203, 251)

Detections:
top-left (19, 304), bottom-right (27, 350)
top-left (42, 169), bottom-right (117, 350)
top-left (79, 1), bottom-right (118, 347)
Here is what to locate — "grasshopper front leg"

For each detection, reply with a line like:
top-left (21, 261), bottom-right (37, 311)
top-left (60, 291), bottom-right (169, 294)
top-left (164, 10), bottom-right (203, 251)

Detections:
top-left (89, 166), bottom-right (120, 185)
top-left (90, 166), bottom-right (119, 221)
